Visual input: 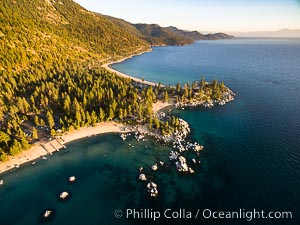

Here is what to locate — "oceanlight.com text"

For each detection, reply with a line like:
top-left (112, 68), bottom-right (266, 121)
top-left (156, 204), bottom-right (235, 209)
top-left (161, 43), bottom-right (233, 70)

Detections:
top-left (199, 208), bottom-right (293, 221)
top-left (114, 208), bottom-right (293, 222)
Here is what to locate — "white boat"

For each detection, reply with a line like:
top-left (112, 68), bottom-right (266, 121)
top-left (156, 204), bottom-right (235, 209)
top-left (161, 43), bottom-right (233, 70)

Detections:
top-left (0, 180), bottom-right (3, 185)
top-left (69, 176), bottom-right (76, 182)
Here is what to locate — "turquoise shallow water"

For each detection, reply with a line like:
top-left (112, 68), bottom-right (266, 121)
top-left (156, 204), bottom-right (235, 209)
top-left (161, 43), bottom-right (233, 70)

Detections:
top-left (1, 38), bottom-right (300, 225)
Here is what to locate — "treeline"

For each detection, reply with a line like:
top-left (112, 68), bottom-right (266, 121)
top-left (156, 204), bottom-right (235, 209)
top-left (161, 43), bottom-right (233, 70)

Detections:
top-left (0, 62), bottom-right (229, 161)
top-left (159, 76), bottom-right (228, 104)
top-left (145, 77), bottom-right (229, 137)
top-left (149, 116), bottom-right (181, 136)
top-left (0, 0), bottom-right (148, 73)
top-left (132, 24), bottom-right (194, 46)
top-left (0, 0), bottom-right (151, 161)
top-left (0, 62), bottom-right (159, 161)
top-left (0, 0), bottom-right (232, 162)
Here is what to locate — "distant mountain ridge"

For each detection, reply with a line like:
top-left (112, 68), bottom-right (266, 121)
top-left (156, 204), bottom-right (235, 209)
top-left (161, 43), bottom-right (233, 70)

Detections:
top-left (230, 29), bottom-right (300, 37)
top-left (0, 0), bottom-right (234, 75)
top-left (103, 16), bottom-right (234, 46)
top-left (0, 0), bottom-right (149, 72)
top-left (0, 0), bottom-right (234, 161)
top-left (132, 24), bottom-right (193, 46)
top-left (166, 26), bottom-right (234, 41)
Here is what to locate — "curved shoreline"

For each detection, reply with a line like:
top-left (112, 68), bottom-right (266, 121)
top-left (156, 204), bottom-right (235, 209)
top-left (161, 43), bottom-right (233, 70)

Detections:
top-left (0, 100), bottom-right (171, 175)
top-left (102, 49), bottom-right (165, 87)
top-left (0, 47), bottom-right (235, 176)
top-left (0, 50), bottom-right (169, 175)
top-left (0, 122), bottom-right (127, 175)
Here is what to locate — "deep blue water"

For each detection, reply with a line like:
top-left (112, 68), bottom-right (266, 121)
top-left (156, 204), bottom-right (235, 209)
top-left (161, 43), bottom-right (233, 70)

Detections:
top-left (1, 38), bottom-right (300, 225)
top-left (115, 38), bottom-right (300, 223)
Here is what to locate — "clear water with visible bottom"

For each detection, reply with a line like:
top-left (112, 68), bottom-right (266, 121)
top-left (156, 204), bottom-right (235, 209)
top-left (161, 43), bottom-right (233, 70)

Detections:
top-left (1, 38), bottom-right (300, 225)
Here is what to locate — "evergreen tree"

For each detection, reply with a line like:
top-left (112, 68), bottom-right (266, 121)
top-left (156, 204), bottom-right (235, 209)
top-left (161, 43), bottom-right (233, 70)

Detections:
top-left (46, 111), bottom-right (55, 129)
top-left (50, 129), bottom-right (56, 136)
top-left (10, 140), bottom-right (22, 156)
top-left (148, 117), bottom-right (153, 129)
top-left (154, 117), bottom-right (160, 129)
top-left (91, 111), bottom-right (97, 125)
top-left (123, 109), bottom-right (128, 119)
top-left (86, 111), bottom-right (92, 125)
top-left (0, 152), bottom-right (9, 162)
top-left (34, 116), bottom-right (39, 125)
top-left (118, 108), bottom-right (124, 120)
top-left (176, 82), bottom-right (181, 93)
top-left (21, 137), bottom-right (30, 150)
top-left (75, 111), bottom-right (82, 126)
top-left (212, 79), bottom-right (218, 90)
top-left (200, 75), bottom-right (205, 90)
top-left (32, 127), bottom-right (38, 139)
top-left (99, 108), bottom-right (105, 122)
top-left (40, 117), bottom-right (46, 126)
top-left (164, 121), bottom-right (170, 134)
top-left (0, 131), bottom-right (10, 147)
top-left (164, 91), bottom-right (169, 103)
top-left (192, 81), bottom-right (197, 89)
top-left (108, 108), bottom-right (114, 121)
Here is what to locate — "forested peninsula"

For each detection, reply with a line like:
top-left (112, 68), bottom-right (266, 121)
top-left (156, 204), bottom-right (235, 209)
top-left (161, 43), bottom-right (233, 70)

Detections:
top-left (0, 0), bottom-right (234, 166)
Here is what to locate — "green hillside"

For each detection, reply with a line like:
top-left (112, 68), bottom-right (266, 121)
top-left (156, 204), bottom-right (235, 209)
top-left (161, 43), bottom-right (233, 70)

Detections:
top-left (0, 0), bottom-right (148, 73)
top-left (166, 26), bottom-right (234, 40)
top-left (103, 18), bottom-right (234, 46)
top-left (0, 0), bottom-right (151, 160)
top-left (0, 0), bottom-right (233, 161)
top-left (132, 24), bottom-right (194, 46)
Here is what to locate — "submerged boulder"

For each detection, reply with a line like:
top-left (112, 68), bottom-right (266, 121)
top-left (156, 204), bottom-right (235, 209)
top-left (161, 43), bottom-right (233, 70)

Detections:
top-left (139, 173), bottom-right (147, 181)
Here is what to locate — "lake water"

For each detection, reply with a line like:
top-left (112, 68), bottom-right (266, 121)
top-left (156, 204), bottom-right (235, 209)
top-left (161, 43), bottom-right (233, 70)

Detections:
top-left (1, 38), bottom-right (300, 225)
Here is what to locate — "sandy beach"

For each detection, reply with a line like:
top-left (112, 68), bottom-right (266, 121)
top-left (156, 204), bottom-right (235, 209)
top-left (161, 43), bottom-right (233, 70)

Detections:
top-left (0, 100), bottom-right (172, 175)
top-left (0, 51), bottom-right (172, 176)
top-left (102, 49), bottom-right (166, 87)
top-left (102, 63), bottom-right (159, 87)
top-left (152, 101), bottom-right (172, 113)
top-left (0, 122), bottom-right (127, 174)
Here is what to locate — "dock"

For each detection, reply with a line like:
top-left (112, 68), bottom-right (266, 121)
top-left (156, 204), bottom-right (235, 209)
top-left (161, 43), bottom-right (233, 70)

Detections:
top-left (40, 143), bottom-right (53, 155)
top-left (56, 139), bottom-right (67, 149)
top-left (40, 139), bottom-right (66, 155)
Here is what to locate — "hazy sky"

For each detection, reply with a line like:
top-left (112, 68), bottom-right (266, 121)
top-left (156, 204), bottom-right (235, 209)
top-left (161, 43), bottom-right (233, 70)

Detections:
top-left (74, 0), bottom-right (300, 33)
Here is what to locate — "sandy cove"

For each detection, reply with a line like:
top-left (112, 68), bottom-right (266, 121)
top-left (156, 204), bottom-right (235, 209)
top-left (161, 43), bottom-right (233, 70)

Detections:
top-left (0, 122), bottom-right (126, 174)
top-left (0, 48), bottom-right (170, 175)
top-left (0, 101), bottom-right (171, 175)
top-left (152, 101), bottom-right (171, 113)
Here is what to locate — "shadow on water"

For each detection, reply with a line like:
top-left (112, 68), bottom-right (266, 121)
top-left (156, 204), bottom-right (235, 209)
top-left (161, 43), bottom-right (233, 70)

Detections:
top-left (1, 39), bottom-right (300, 225)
